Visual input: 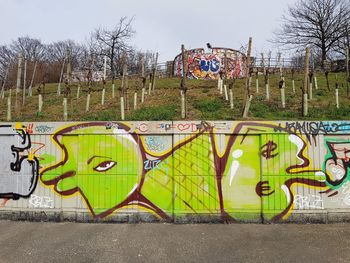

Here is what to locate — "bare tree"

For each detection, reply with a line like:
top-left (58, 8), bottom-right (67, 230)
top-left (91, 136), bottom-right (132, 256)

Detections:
top-left (93, 16), bottom-right (135, 86)
top-left (334, 21), bottom-right (350, 57)
top-left (272, 0), bottom-right (350, 68)
top-left (0, 45), bottom-right (14, 83)
top-left (11, 36), bottom-right (45, 61)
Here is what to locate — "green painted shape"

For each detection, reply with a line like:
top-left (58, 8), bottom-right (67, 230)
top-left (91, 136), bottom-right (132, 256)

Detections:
top-left (41, 127), bottom-right (142, 216)
top-left (222, 135), bottom-right (261, 220)
top-left (141, 134), bottom-right (220, 214)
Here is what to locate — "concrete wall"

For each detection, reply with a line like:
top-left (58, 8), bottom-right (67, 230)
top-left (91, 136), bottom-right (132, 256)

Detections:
top-left (1, 120), bottom-right (350, 223)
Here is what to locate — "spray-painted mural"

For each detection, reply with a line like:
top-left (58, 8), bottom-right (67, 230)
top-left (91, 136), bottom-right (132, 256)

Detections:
top-left (1, 121), bottom-right (350, 222)
top-left (0, 124), bottom-right (39, 200)
top-left (173, 47), bottom-right (247, 80)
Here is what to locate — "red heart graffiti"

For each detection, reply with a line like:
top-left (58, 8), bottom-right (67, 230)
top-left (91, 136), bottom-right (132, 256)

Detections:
top-left (177, 124), bottom-right (191, 131)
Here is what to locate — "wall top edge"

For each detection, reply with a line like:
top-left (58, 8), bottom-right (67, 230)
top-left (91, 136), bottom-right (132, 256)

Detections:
top-left (1, 120), bottom-right (350, 135)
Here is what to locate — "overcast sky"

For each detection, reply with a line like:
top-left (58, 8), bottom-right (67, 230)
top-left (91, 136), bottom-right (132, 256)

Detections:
top-left (0, 0), bottom-right (297, 62)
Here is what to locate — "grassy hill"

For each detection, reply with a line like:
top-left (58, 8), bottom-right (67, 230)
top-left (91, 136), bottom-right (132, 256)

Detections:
top-left (0, 72), bottom-right (349, 122)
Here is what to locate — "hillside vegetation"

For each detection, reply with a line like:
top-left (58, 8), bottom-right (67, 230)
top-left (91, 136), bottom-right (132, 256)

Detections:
top-left (0, 72), bottom-right (349, 122)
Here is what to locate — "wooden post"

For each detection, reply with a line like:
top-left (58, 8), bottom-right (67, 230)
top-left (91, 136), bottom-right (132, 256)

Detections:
top-left (314, 74), bottom-right (318, 90)
top-left (151, 52), bottom-right (158, 92)
top-left (308, 71), bottom-right (313, 100)
top-left (265, 69), bottom-right (270, 100)
top-left (101, 86), bottom-right (106, 105)
top-left (63, 98), bottom-right (68, 120)
top-left (134, 91), bottom-right (137, 110)
top-left (141, 55), bottom-right (145, 78)
top-left (180, 45), bottom-right (188, 119)
top-left (335, 85), bottom-right (339, 109)
top-left (15, 88), bottom-right (18, 113)
top-left (148, 79), bottom-right (152, 95)
top-left (302, 47), bottom-right (311, 117)
top-left (279, 77), bottom-right (286, 108)
top-left (67, 49), bottom-right (72, 86)
top-left (103, 55), bottom-right (107, 81)
top-left (76, 84), bottom-right (81, 99)
top-left (181, 92), bottom-right (186, 118)
top-left (291, 68), bottom-right (296, 93)
top-left (7, 96), bottom-right (11, 121)
top-left (325, 71), bottom-right (331, 91)
top-left (57, 58), bottom-right (65, 96)
top-left (62, 50), bottom-right (71, 118)
top-left (28, 61), bottom-right (37, 97)
top-left (242, 95), bottom-right (253, 118)
top-left (242, 37), bottom-right (253, 118)
top-left (141, 77), bottom-right (146, 103)
top-left (16, 53), bottom-right (23, 94)
top-left (224, 84), bottom-right (228, 101)
top-left (120, 96), bottom-right (125, 120)
top-left (86, 93), bottom-right (90, 112)
top-left (261, 53), bottom-right (265, 78)
top-left (38, 94), bottom-right (43, 113)
top-left (22, 56), bottom-right (27, 105)
top-left (229, 82), bottom-right (234, 109)
top-left (102, 57), bottom-right (108, 105)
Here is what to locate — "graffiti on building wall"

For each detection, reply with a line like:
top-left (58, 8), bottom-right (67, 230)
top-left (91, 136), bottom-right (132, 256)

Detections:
top-left (38, 121), bottom-right (328, 221)
top-left (0, 124), bottom-right (39, 200)
top-left (173, 47), bottom-right (246, 80)
top-left (1, 121), bottom-right (350, 222)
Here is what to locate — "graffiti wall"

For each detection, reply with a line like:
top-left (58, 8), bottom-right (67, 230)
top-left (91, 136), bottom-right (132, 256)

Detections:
top-left (1, 121), bottom-right (350, 223)
top-left (173, 47), bottom-right (247, 80)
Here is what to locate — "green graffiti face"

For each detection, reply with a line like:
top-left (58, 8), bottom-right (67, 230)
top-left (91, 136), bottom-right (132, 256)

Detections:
top-left (41, 125), bottom-right (142, 217)
top-left (222, 126), bottom-right (325, 221)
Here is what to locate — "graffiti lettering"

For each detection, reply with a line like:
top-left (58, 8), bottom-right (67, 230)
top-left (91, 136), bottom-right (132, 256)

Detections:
top-left (35, 125), bottom-right (54, 133)
top-left (279, 121), bottom-right (350, 136)
top-left (29, 195), bottom-right (54, 209)
top-left (294, 195), bottom-right (324, 209)
top-left (144, 136), bottom-right (166, 152)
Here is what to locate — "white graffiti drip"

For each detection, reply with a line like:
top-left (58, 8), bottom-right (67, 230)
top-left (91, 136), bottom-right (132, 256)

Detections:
top-left (281, 185), bottom-right (291, 204)
top-left (288, 134), bottom-right (304, 164)
top-left (229, 150), bottom-right (243, 186)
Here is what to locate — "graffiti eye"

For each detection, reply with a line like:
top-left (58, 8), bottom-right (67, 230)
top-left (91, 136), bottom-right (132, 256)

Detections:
top-left (93, 161), bottom-right (116, 172)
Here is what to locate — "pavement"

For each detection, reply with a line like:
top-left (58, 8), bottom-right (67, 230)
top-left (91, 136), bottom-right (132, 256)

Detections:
top-left (0, 221), bottom-right (349, 263)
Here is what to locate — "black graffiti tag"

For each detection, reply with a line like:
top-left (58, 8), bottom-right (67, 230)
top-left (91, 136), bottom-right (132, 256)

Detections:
top-left (261, 141), bottom-right (278, 160)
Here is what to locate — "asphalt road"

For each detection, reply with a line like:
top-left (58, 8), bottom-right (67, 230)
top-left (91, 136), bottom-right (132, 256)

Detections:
top-left (0, 221), bottom-right (349, 263)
